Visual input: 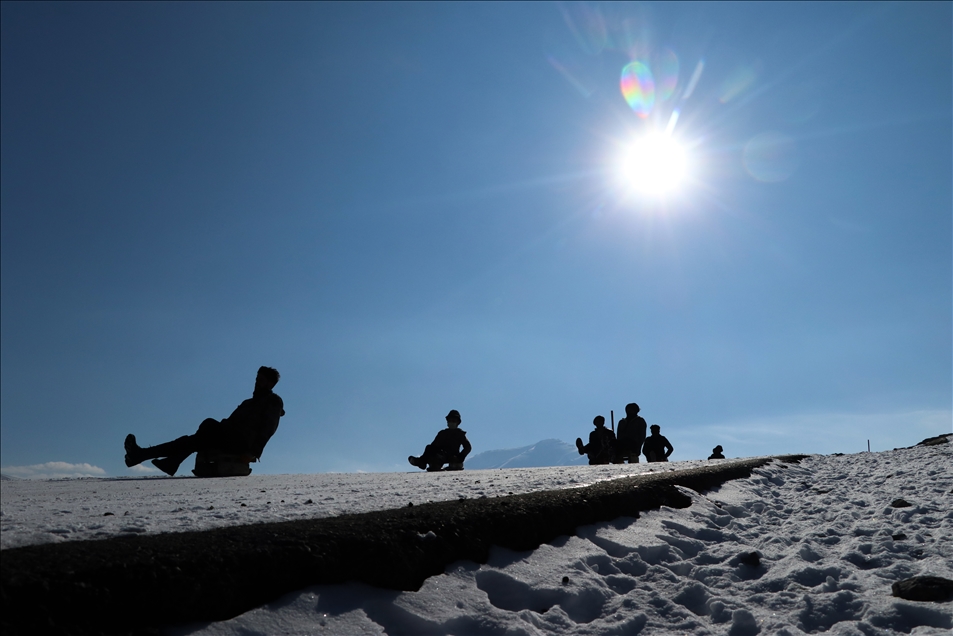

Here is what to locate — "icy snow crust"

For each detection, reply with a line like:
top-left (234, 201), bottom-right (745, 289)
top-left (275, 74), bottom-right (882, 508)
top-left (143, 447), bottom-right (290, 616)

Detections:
top-left (169, 445), bottom-right (952, 635)
top-left (1, 459), bottom-right (716, 550)
top-left (2, 445), bottom-right (951, 634)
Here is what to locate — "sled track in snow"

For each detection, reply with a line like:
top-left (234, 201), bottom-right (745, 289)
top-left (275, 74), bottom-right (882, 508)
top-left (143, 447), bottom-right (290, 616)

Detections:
top-left (1, 455), bottom-right (807, 635)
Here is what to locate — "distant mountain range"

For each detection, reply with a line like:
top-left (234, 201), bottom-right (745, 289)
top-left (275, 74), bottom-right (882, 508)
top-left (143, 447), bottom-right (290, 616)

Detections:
top-left (465, 438), bottom-right (588, 470)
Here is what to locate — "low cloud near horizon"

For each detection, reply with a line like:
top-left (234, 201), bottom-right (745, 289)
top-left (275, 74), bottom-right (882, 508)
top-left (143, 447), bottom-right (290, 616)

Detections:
top-left (1, 461), bottom-right (107, 480)
top-left (127, 464), bottom-right (160, 474)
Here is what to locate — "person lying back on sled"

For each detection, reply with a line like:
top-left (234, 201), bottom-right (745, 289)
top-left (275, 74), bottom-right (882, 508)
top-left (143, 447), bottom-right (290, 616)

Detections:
top-left (576, 415), bottom-right (616, 465)
top-left (123, 366), bottom-right (285, 476)
top-left (409, 409), bottom-right (472, 472)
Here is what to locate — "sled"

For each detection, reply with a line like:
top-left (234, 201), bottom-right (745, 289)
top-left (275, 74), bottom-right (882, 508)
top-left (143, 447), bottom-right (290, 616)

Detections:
top-left (192, 451), bottom-right (255, 477)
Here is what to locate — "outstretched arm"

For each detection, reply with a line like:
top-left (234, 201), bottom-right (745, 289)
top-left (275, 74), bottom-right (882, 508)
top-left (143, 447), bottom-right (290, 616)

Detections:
top-left (460, 435), bottom-right (472, 459)
top-left (663, 437), bottom-right (674, 458)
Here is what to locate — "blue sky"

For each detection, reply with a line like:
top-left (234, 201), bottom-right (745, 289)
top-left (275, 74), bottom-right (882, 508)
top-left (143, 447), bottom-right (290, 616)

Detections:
top-left (2, 2), bottom-right (950, 477)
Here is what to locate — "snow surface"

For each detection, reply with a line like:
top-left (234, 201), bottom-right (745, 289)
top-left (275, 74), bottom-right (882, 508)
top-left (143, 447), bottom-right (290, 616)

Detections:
top-left (0, 458), bottom-right (714, 550)
top-left (2, 445), bottom-right (952, 634)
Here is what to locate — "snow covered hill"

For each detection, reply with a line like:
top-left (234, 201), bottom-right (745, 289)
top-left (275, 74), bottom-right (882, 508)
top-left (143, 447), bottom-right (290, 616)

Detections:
top-left (2, 440), bottom-right (951, 635)
top-left (173, 444), bottom-right (953, 635)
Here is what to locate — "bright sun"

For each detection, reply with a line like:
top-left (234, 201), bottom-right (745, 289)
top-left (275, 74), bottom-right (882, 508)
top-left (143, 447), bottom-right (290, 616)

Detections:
top-left (618, 132), bottom-right (689, 197)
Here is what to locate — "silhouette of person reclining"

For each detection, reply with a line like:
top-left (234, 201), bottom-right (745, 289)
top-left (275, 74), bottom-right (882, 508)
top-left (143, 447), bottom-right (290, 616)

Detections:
top-left (576, 415), bottom-right (616, 465)
top-left (642, 424), bottom-right (673, 462)
top-left (615, 402), bottom-right (647, 463)
top-left (124, 366), bottom-right (285, 477)
top-left (708, 445), bottom-right (725, 460)
top-left (408, 409), bottom-right (472, 472)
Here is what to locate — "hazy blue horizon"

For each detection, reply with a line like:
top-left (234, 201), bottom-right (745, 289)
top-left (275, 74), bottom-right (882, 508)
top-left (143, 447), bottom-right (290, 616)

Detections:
top-left (2, 2), bottom-right (950, 478)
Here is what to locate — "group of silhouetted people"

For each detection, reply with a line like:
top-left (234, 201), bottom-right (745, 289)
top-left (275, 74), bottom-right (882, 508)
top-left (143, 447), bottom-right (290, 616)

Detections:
top-left (574, 402), bottom-right (674, 465)
top-left (122, 368), bottom-right (727, 478)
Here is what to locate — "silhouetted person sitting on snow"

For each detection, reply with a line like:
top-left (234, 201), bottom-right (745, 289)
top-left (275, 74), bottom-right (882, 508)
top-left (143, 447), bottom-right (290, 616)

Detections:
top-left (124, 366), bottom-right (285, 477)
top-left (615, 402), bottom-right (647, 463)
top-left (409, 409), bottom-right (472, 472)
top-left (708, 445), bottom-right (725, 460)
top-left (576, 415), bottom-right (616, 465)
top-left (642, 424), bottom-right (673, 462)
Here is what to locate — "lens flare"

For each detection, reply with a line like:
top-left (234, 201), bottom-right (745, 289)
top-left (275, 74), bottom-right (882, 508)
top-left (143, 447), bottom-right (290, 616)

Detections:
top-left (654, 48), bottom-right (679, 101)
top-left (619, 132), bottom-right (688, 197)
top-left (620, 61), bottom-right (655, 118)
top-left (743, 132), bottom-right (798, 182)
top-left (719, 63), bottom-right (762, 104)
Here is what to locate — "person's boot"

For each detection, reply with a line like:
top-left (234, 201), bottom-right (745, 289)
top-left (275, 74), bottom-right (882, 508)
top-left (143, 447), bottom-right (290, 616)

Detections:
top-left (152, 456), bottom-right (184, 477)
top-left (575, 438), bottom-right (585, 455)
top-left (124, 434), bottom-right (147, 467)
top-left (408, 456), bottom-right (424, 469)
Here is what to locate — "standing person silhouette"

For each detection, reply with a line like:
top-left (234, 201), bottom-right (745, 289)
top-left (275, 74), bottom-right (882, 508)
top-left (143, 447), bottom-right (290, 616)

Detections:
top-left (642, 424), bottom-right (674, 463)
top-left (576, 416), bottom-right (616, 465)
top-left (408, 409), bottom-right (472, 471)
top-left (123, 366), bottom-right (285, 476)
top-left (615, 403), bottom-right (647, 463)
top-left (708, 445), bottom-right (726, 460)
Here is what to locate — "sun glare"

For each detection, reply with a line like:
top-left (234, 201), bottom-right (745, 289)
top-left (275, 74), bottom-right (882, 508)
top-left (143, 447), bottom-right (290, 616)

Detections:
top-left (618, 132), bottom-right (689, 197)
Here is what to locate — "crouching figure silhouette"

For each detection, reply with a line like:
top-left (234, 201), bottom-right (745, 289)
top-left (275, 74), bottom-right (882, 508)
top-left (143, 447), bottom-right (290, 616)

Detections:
top-left (123, 366), bottom-right (285, 477)
top-left (409, 409), bottom-right (472, 472)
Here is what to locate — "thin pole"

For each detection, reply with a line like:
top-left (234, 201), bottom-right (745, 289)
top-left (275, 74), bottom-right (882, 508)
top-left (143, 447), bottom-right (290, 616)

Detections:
top-left (611, 410), bottom-right (615, 434)
top-left (867, 439), bottom-right (870, 452)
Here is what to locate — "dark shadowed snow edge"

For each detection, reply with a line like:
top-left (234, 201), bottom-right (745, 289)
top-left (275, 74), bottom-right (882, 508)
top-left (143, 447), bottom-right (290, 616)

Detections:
top-left (0, 455), bottom-right (807, 636)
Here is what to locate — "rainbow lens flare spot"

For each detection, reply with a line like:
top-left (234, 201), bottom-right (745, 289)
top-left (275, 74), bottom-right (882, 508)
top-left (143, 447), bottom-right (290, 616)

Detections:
top-left (620, 61), bottom-right (655, 118)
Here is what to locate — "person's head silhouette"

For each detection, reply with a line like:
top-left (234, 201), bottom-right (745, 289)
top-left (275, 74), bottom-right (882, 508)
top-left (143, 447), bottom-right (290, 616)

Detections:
top-left (625, 403), bottom-right (640, 416)
top-left (593, 415), bottom-right (606, 428)
top-left (446, 409), bottom-right (462, 428)
top-left (255, 366), bottom-right (280, 391)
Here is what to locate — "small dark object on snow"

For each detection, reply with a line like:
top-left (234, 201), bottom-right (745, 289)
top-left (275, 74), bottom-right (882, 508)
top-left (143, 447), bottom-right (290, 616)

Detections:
top-left (891, 498), bottom-right (911, 508)
top-left (240, 503), bottom-right (247, 507)
top-left (832, 453), bottom-right (844, 456)
top-left (562, 576), bottom-right (570, 585)
top-left (892, 533), bottom-right (906, 541)
top-left (892, 576), bottom-right (953, 602)
top-left (207, 506), bottom-right (214, 511)
top-left (407, 502), bottom-right (414, 507)
top-left (737, 551), bottom-right (761, 567)
top-left (103, 512), bottom-right (114, 516)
